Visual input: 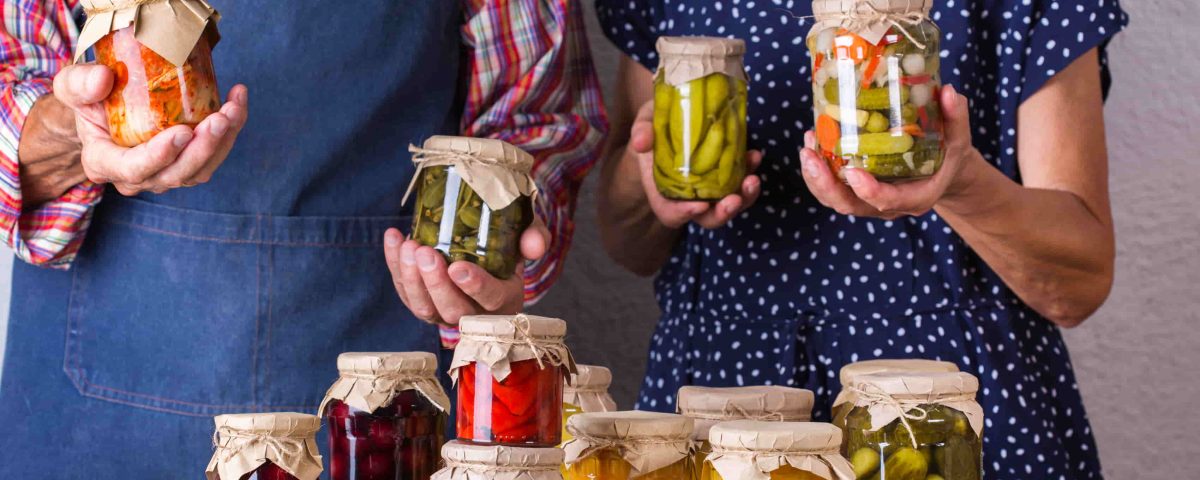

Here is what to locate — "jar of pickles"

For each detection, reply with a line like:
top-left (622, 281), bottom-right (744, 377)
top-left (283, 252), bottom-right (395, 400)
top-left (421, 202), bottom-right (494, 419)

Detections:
top-left (562, 364), bottom-right (619, 442)
top-left (405, 136), bottom-right (536, 279)
top-left (703, 421), bottom-right (855, 480)
top-left (76, 0), bottom-right (221, 147)
top-left (652, 36), bottom-right (748, 201)
top-left (679, 386), bottom-right (815, 480)
top-left (808, 0), bottom-right (945, 182)
top-left (205, 412), bottom-right (324, 480)
top-left (450, 314), bottom-right (575, 446)
top-left (831, 359), bottom-right (959, 430)
top-left (842, 372), bottom-right (984, 480)
top-left (319, 352), bottom-right (451, 480)
top-left (431, 440), bottom-right (565, 480)
top-left (562, 411), bottom-right (694, 479)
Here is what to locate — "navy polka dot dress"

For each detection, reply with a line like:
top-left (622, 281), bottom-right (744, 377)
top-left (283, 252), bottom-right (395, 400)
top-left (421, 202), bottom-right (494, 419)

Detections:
top-left (595, 0), bottom-right (1127, 478)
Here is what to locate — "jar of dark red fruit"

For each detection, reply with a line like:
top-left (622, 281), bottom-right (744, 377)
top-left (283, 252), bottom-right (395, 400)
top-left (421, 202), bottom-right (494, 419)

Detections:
top-left (76, 0), bottom-right (221, 147)
top-left (449, 314), bottom-right (576, 446)
top-left (431, 440), bottom-right (566, 480)
top-left (205, 412), bottom-right (323, 480)
top-left (319, 352), bottom-right (452, 480)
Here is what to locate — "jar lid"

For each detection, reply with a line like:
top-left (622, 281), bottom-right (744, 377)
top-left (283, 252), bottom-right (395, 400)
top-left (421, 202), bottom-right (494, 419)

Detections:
top-left (852, 371), bottom-right (979, 398)
top-left (213, 412), bottom-right (321, 435)
top-left (459, 314), bottom-right (566, 339)
top-left (76, 0), bottom-right (219, 66)
top-left (206, 413), bottom-right (323, 480)
top-left (566, 364), bottom-right (613, 391)
top-left (678, 386), bottom-right (814, 421)
top-left (566, 410), bottom-right (693, 441)
top-left (437, 440), bottom-right (564, 470)
top-left (449, 314), bottom-right (576, 384)
top-left (656, 36), bottom-right (746, 57)
top-left (404, 136), bottom-right (537, 211)
top-left (654, 36), bottom-right (748, 87)
top-left (420, 135), bottom-right (534, 174)
top-left (811, 0), bottom-right (934, 46)
top-left (709, 421), bottom-right (842, 453)
top-left (812, 0), bottom-right (933, 17)
top-left (838, 359), bottom-right (959, 386)
top-left (320, 352), bottom-right (451, 415)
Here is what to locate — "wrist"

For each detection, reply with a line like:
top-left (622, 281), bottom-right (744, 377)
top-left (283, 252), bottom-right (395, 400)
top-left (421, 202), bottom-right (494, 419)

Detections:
top-left (935, 151), bottom-right (1014, 219)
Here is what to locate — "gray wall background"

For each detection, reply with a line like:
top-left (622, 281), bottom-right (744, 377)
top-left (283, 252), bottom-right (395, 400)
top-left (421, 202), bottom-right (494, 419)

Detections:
top-left (1, 0), bottom-right (1196, 477)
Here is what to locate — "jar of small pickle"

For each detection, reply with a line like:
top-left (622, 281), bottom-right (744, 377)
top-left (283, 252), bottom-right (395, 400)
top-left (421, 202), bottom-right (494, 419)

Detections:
top-left (406, 136), bottom-right (535, 279)
top-left (842, 372), bottom-right (984, 480)
top-left (679, 386), bottom-right (814, 480)
top-left (652, 36), bottom-right (748, 201)
top-left (77, 0), bottom-right (221, 147)
top-left (450, 314), bottom-right (575, 446)
top-left (431, 440), bottom-right (565, 480)
top-left (205, 412), bottom-right (324, 480)
top-left (562, 411), bottom-right (694, 479)
top-left (562, 364), bottom-right (618, 443)
top-left (831, 359), bottom-right (958, 430)
top-left (808, 0), bottom-right (945, 182)
top-left (319, 352), bottom-right (451, 480)
top-left (703, 421), bottom-right (855, 480)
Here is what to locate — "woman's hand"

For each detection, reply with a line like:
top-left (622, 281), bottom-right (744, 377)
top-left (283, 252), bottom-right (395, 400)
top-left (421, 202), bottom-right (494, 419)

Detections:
top-left (799, 85), bottom-right (976, 219)
top-left (383, 220), bottom-right (550, 326)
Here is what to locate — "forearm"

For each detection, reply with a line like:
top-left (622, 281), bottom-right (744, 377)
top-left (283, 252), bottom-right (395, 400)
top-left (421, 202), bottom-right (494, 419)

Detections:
top-left (17, 95), bottom-right (85, 208)
top-left (936, 154), bottom-right (1114, 326)
top-left (596, 144), bottom-right (679, 277)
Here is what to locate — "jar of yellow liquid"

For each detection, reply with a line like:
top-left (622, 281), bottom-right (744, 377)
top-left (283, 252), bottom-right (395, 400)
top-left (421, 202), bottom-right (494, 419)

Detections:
top-left (702, 421), bottom-right (855, 480)
top-left (562, 365), bottom-right (618, 443)
top-left (562, 411), bottom-right (693, 479)
top-left (830, 359), bottom-right (958, 431)
top-left (679, 386), bottom-right (814, 480)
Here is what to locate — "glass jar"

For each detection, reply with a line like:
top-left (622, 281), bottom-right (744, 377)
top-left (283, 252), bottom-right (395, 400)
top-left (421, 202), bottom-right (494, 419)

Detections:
top-left (408, 136), bottom-right (535, 279)
top-left (563, 411), bottom-right (694, 480)
top-left (320, 352), bottom-right (451, 480)
top-left (702, 421), bottom-right (854, 480)
top-left (92, 22), bottom-right (220, 147)
top-left (842, 372), bottom-right (984, 480)
top-left (678, 386), bottom-right (814, 480)
top-left (561, 364), bottom-right (618, 443)
top-left (652, 36), bottom-right (748, 201)
top-left (831, 359), bottom-right (959, 430)
top-left (431, 441), bottom-right (565, 480)
top-left (808, 0), bottom-right (944, 182)
top-left (206, 413), bottom-right (323, 480)
top-left (450, 315), bottom-right (574, 446)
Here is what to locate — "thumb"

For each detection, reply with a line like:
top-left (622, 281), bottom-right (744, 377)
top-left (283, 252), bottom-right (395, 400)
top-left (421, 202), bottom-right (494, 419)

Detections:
top-left (519, 218), bottom-right (550, 260)
top-left (940, 85), bottom-right (973, 152)
top-left (53, 64), bottom-right (114, 109)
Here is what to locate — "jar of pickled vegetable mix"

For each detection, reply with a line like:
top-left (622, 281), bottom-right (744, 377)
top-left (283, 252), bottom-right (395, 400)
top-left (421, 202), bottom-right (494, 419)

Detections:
top-left (449, 314), bottom-right (575, 446)
top-left (842, 372), bottom-right (984, 480)
top-left (405, 136), bottom-right (536, 279)
top-left (76, 0), bottom-right (221, 147)
top-left (831, 359), bottom-right (959, 431)
top-left (205, 413), bottom-right (324, 480)
top-left (703, 421), bottom-right (855, 480)
top-left (808, 0), bottom-right (945, 182)
top-left (562, 364), bottom-right (619, 442)
top-left (652, 36), bottom-right (748, 201)
top-left (563, 411), bottom-right (694, 480)
top-left (319, 352), bottom-right (451, 480)
top-left (431, 440), bottom-right (565, 480)
top-left (679, 386), bottom-right (815, 480)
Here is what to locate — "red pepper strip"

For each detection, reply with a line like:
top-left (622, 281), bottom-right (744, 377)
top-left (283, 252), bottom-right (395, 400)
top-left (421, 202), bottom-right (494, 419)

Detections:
top-left (901, 74), bottom-right (931, 86)
top-left (860, 46), bottom-right (882, 89)
top-left (824, 150), bottom-right (847, 175)
top-left (918, 106), bottom-right (930, 129)
top-left (814, 52), bottom-right (824, 71)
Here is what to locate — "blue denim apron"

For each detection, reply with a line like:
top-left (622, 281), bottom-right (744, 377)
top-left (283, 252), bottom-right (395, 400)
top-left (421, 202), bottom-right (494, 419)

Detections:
top-left (0, 2), bottom-right (462, 477)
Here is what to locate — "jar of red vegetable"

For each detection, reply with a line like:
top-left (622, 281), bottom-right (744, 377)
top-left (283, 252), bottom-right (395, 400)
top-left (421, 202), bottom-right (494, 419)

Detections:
top-left (431, 440), bottom-right (565, 480)
top-left (449, 314), bottom-right (576, 446)
top-left (75, 0), bottom-right (221, 147)
top-left (319, 352), bottom-right (451, 480)
top-left (205, 412), bottom-right (324, 480)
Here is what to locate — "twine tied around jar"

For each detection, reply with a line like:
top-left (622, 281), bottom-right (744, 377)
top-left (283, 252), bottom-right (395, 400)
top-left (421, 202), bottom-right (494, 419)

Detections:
top-left (845, 382), bottom-right (975, 447)
top-left (441, 458), bottom-right (562, 473)
top-left (562, 429), bottom-right (691, 474)
top-left (401, 143), bottom-right (539, 210)
top-left (508, 313), bottom-right (565, 370)
top-left (810, 0), bottom-right (933, 49)
top-left (212, 426), bottom-right (305, 463)
top-left (688, 404), bottom-right (791, 422)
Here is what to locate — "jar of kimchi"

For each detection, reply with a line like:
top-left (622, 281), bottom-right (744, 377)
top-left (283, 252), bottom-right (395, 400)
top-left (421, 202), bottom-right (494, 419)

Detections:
top-left (830, 359), bottom-right (958, 430)
top-left (431, 441), bottom-right (565, 480)
top-left (561, 364), bottom-right (618, 443)
top-left (449, 314), bottom-right (575, 446)
top-left (679, 386), bottom-right (814, 480)
top-left (76, 0), bottom-right (221, 147)
top-left (205, 412), bottom-right (324, 480)
top-left (563, 411), bottom-right (694, 480)
top-left (320, 352), bottom-right (451, 480)
top-left (704, 421), bottom-right (854, 480)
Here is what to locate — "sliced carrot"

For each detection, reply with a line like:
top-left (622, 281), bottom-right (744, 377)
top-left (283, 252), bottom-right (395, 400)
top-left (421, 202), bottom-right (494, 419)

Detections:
top-left (834, 29), bottom-right (872, 64)
top-left (816, 114), bottom-right (841, 151)
top-left (861, 47), bottom-right (881, 89)
top-left (892, 124), bottom-right (926, 137)
top-left (824, 150), bottom-right (847, 175)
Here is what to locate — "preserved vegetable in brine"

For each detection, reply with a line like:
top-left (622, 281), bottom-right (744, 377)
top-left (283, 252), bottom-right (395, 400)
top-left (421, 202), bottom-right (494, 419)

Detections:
top-left (702, 421), bottom-right (854, 480)
top-left (563, 411), bottom-right (694, 480)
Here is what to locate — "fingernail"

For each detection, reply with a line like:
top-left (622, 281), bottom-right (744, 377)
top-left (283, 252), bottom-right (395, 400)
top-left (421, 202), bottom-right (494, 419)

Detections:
top-left (172, 131), bottom-right (192, 148)
top-left (385, 230), bottom-right (400, 247)
top-left (209, 116), bottom-right (229, 136)
top-left (450, 267), bottom-right (470, 283)
top-left (400, 246), bottom-right (415, 265)
top-left (417, 249), bottom-right (436, 271)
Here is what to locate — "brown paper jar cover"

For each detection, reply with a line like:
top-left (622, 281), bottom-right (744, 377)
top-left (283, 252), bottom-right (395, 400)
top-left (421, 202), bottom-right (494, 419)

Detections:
top-left (832, 359), bottom-right (959, 409)
top-left (318, 352), bottom-right (451, 416)
top-left (404, 135), bottom-right (537, 212)
top-left (76, 0), bottom-right (219, 66)
top-left (431, 440), bottom-right (565, 480)
top-left (678, 385), bottom-right (814, 441)
top-left (811, 0), bottom-right (934, 45)
top-left (205, 412), bottom-right (323, 480)
top-left (563, 411), bottom-right (693, 475)
top-left (849, 371), bottom-right (985, 437)
top-left (564, 364), bottom-right (618, 413)
top-left (655, 36), bottom-right (748, 87)
top-left (449, 314), bottom-right (576, 383)
top-left (706, 421), bottom-right (855, 480)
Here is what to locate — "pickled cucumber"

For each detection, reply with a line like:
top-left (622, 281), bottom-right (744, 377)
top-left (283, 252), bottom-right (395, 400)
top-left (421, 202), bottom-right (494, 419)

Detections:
top-left (843, 405), bottom-right (982, 480)
top-left (653, 72), bottom-right (747, 201)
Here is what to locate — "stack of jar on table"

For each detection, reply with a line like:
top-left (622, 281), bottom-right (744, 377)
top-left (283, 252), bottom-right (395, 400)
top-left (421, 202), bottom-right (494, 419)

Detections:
top-left (319, 352), bottom-right (451, 480)
top-left (678, 386), bottom-right (815, 480)
top-left (205, 413), bottom-right (324, 480)
top-left (562, 411), bottom-right (695, 479)
top-left (703, 421), bottom-right (855, 480)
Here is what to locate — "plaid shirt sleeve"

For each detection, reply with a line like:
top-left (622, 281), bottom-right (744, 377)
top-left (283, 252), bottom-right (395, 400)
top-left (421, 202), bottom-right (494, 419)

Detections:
top-left (1, 1), bottom-right (103, 269)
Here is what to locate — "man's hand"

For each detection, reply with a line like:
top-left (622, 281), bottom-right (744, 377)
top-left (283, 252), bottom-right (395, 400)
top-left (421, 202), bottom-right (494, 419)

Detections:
top-left (46, 64), bottom-right (248, 197)
top-left (629, 100), bottom-right (762, 229)
top-left (384, 219), bottom-right (551, 326)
